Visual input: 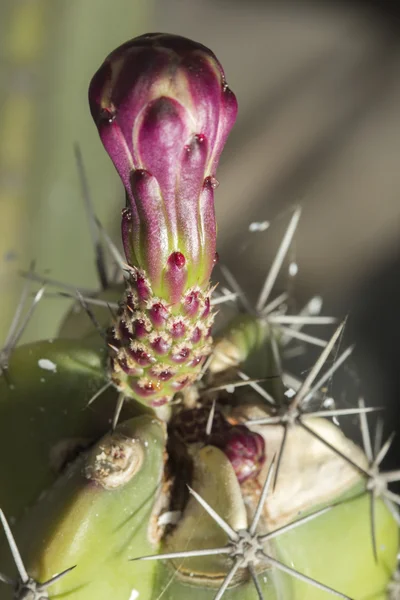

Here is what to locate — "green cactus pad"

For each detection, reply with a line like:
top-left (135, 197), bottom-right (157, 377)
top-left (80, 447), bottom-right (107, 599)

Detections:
top-left (210, 315), bottom-right (271, 372)
top-left (273, 492), bottom-right (398, 599)
top-left (0, 416), bottom-right (166, 600)
top-left (0, 338), bottom-right (141, 517)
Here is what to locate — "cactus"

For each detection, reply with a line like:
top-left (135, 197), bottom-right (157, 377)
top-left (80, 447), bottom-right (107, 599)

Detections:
top-left (0, 32), bottom-right (399, 600)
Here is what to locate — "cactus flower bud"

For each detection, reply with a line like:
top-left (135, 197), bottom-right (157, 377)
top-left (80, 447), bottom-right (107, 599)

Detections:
top-left (89, 32), bottom-right (237, 297)
top-left (89, 34), bottom-right (237, 407)
top-left (170, 407), bottom-right (266, 482)
top-left (223, 425), bottom-right (266, 483)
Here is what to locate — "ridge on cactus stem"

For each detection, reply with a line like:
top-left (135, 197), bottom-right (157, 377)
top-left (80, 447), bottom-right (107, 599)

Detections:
top-left (89, 33), bottom-right (237, 408)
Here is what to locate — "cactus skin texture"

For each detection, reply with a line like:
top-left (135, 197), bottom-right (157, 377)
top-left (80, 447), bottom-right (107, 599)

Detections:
top-left (0, 32), bottom-right (399, 600)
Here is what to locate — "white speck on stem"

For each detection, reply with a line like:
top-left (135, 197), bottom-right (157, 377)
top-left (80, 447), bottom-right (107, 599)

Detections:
top-left (38, 358), bottom-right (57, 373)
top-left (129, 590), bottom-right (140, 600)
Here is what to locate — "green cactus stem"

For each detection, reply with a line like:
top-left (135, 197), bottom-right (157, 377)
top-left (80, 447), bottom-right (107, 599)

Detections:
top-left (0, 338), bottom-right (143, 518)
top-left (0, 416), bottom-right (166, 600)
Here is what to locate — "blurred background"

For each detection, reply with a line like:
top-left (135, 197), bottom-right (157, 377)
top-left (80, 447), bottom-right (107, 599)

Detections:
top-left (1, 0), bottom-right (400, 467)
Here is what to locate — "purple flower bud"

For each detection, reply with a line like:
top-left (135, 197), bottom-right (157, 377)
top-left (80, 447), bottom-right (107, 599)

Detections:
top-left (223, 426), bottom-right (266, 483)
top-left (89, 33), bottom-right (237, 299)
